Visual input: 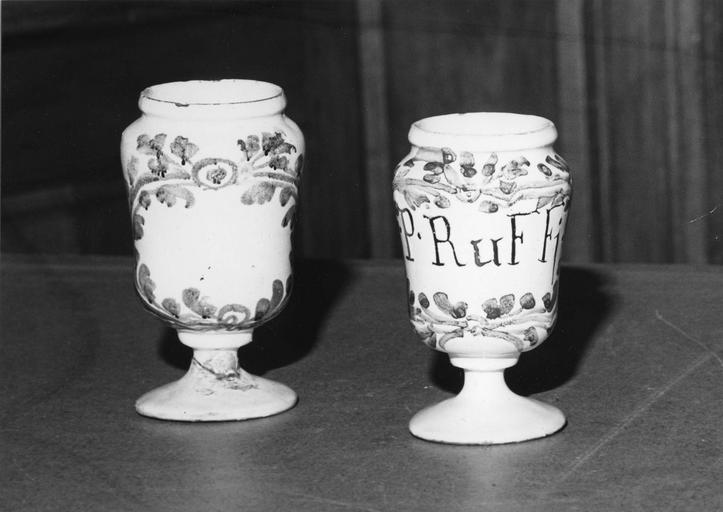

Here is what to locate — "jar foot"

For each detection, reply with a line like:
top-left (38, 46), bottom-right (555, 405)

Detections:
top-left (136, 348), bottom-right (297, 422)
top-left (410, 358), bottom-right (565, 444)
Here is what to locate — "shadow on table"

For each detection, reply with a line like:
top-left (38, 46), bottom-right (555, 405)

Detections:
top-left (158, 258), bottom-right (353, 374)
top-left (428, 266), bottom-right (616, 395)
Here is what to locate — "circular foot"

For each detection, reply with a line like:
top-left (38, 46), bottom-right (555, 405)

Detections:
top-left (410, 393), bottom-right (565, 444)
top-left (136, 350), bottom-right (297, 422)
top-left (136, 374), bottom-right (297, 422)
top-left (410, 366), bottom-right (565, 444)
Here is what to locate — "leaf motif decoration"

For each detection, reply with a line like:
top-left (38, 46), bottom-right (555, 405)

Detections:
top-left (268, 155), bottom-right (289, 170)
top-left (169, 136), bottom-right (199, 165)
top-left (182, 288), bottom-right (217, 318)
top-left (255, 298), bottom-right (271, 321)
top-left (499, 180), bottom-right (516, 195)
top-left (156, 185), bottom-right (195, 208)
top-left (132, 213), bottom-right (145, 240)
top-left (479, 200), bottom-right (499, 213)
top-left (459, 151), bottom-right (477, 178)
top-left (137, 133), bottom-right (167, 154)
top-left (272, 141), bottom-right (296, 156)
top-left (481, 153), bottom-right (498, 176)
top-left (501, 158), bottom-right (529, 180)
top-left (194, 299), bottom-right (217, 319)
top-left (137, 264), bottom-right (155, 302)
top-left (254, 278), bottom-right (287, 322)
top-left (241, 182), bottom-right (277, 205)
top-left (423, 162), bottom-right (444, 174)
top-left (524, 327), bottom-right (540, 347)
top-left (537, 163), bottom-right (553, 176)
top-left (151, 133), bottom-right (167, 150)
top-left (546, 154), bottom-right (570, 173)
top-left (442, 164), bottom-right (465, 188)
top-left (262, 132), bottom-right (296, 156)
top-left (161, 298), bottom-right (181, 317)
top-left (238, 135), bottom-right (262, 160)
top-left (434, 195), bottom-right (451, 208)
top-left (483, 298), bottom-right (502, 319)
top-left (545, 280), bottom-right (559, 312)
top-left (148, 154), bottom-right (170, 177)
top-left (182, 288), bottom-right (201, 308)
top-left (432, 292), bottom-right (453, 314)
top-left (418, 292), bottom-right (430, 309)
top-left (282, 204), bottom-right (297, 228)
top-left (520, 293), bottom-right (536, 310)
top-left (499, 294), bottom-right (515, 315)
top-left (440, 148), bottom-right (456, 164)
top-left (217, 304), bottom-right (251, 325)
top-left (270, 279), bottom-right (284, 310)
top-left (136, 134), bottom-right (152, 153)
top-left (433, 292), bottom-right (467, 319)
top-left (125, 157), bottom-right (139, 186)
top-left (459, 151), bottom-right (475, 167)
top-left (279, 186), bottom-right (296, 207)
top-left (138, 190), bottom-right (152, 210)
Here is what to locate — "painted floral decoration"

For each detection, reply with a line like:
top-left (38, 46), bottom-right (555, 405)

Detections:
top-left (124, 129), bottom-right (303, 242)
top-left (137, 263), bottom-right (293, 331)
top-left (407, 280), bottom-right (559, 351)
top-left (124, 130), bottom-right (302, 329)
top-left (393, 147), bottom-right (571, 213)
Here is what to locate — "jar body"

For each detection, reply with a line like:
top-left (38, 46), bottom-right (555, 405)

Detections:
top-left (393, 113), bottom-right (571, 360)
top-left (120, 81), bottom-right (304, 334)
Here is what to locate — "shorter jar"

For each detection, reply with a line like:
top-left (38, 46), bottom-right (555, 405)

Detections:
top-left (392, 112), bottom-right (572, 444)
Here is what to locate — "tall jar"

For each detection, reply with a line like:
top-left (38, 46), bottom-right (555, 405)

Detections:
top-left (120, 79), bottom-right (304, 421)
top-left (393, 112), bottom-right (572, 444)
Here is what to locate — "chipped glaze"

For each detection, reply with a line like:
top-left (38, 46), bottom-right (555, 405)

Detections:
top-left (393, 113), bottom-right (571, 444)
top-left (121, 80), bottom-right (303, 421)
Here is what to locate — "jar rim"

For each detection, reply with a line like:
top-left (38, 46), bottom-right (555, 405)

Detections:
top-left (138, 79), bottom-right (286, 120)
top-left (409, 112), bottom-right (557, 151)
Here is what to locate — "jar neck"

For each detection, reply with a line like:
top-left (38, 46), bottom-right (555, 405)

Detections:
top-left (138, 79), bottom-right (286, 121)
top-left (408, 112), bottom-right (557, 152)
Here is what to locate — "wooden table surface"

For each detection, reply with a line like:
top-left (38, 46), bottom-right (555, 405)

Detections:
top-left (1, 255), bottom-right (721, 511)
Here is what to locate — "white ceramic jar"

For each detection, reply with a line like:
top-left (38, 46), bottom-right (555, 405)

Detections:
top-left (121, 79), bottom-right (304, 421)
top-left (393, 112), bottom-right (572, 444)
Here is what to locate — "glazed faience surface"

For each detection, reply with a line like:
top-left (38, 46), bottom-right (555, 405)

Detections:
top-left (393, 113), bottom-right (571, 358)
top-left (121, 80), bottom-right (303, 421)
top-left (121, 80), bottom-right (303, 334)
top-left (393, 112), bottom-right (571, 444)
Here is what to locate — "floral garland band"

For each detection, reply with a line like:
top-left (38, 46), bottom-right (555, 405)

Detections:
top-left (393, 146), bottom-right (571, 213)
top-left (124, 130), bottom-right (303, 239)
top-left (136, 263), bottom-right (293, 332)
top-left (408, 280), bottom-right (559, 351)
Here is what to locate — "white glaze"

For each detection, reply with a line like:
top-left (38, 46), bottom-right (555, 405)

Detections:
top-left (394, 112), bottom-right (571, 444)
top-left (121, 80), bottom-right (303, 421)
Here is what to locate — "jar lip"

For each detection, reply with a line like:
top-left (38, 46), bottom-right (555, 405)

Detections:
top-left (138, 79), bottom-right (286, 119)
top-left (409, 112), bottom-right (557, 151)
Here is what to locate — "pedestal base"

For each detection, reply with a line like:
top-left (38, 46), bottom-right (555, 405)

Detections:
top-left (410, 358), bottom-right (565, 444)
top-left (136, 340), bottom-right (297, 422)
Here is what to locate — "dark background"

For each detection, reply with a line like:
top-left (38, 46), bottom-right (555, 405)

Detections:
top-left (3, 0), bottom-right (723, 263)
